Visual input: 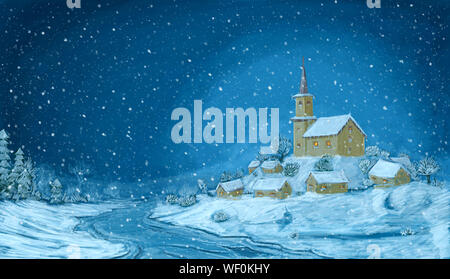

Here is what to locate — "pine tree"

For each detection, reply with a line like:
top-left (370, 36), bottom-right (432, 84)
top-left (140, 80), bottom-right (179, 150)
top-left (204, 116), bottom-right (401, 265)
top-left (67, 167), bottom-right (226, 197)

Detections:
top-left (9, 148), bottom-right (25, 199)
top-left (24, 157), bottom-right (40, 200)
top-left (50, 179), bottom-right (63, 204)
top-left (0, 129), bottom-right (12, 196)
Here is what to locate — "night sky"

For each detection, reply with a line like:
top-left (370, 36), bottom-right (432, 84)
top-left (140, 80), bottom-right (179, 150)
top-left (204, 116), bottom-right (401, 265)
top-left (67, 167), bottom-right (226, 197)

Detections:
top-left (0, 0), bottom-right (448, 183)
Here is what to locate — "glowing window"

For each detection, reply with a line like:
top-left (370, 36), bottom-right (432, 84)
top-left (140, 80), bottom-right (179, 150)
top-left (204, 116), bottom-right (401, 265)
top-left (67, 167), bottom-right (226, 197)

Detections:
top-left (326, 140), bottom-right (332, 148)
top-left (313, 141), bottom-right (319, 148)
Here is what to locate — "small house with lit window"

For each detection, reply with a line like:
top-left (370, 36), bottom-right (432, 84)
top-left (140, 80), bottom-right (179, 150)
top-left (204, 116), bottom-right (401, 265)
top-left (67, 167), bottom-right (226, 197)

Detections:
top-left (216, 179), bottom-right (244, 199)
top-left (260, 160), bottom-right (283, 174)
top-left (306, 171), bottom-right (349, 194)
top-left (253, 178), bottom-right (292, 199)
top-left (291, 58), bottom-right (366, 157)
top-left (368, 159), bottom-right (411, 188)
top-left (248, 160), bottom-right (260, 174)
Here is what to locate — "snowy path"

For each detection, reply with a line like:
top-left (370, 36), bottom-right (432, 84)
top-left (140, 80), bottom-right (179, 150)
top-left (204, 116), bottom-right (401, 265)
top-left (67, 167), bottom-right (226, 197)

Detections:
top-left (77, 200), bottom-right (328, 259)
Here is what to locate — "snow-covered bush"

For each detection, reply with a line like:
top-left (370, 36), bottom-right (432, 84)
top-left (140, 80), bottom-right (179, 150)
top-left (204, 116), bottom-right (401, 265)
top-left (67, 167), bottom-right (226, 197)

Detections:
top-left (276, 136), bottom-right (292, 162)
top-left (365, 146), bottom-right (381, 157)
top-left (211, 210), bottom-right (229, 223)
top-left (314, 154), bottom-right (333, 171)
top-left (416, 156), bottom-right (440, 184)
top-left (358, 159), bottom-right (374, 175)
top-left (283, 162), bottom-right (299, 177)
top-left (400, 227), bottom-right (415, 236)
top-left (220, 169), bottom-right (244, 182)
top-left (289, 232), bottom-right (300, 239)
top-left (165, 194), bottom-right (179, 205)
top-left (380, 150), bottom-right (390, 159)
top-left (362, 178), bottom-right (374, 188)
top-left (197, 179), bottom-right (208, 194)
top-left (431, 178), bottom-right (444, 188)
top-left (178, 194), bottom-right (197, 207)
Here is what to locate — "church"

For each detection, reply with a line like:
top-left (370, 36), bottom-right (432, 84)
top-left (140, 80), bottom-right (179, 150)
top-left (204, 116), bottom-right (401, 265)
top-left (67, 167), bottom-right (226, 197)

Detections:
top-left (291, 59), bottom-right (366, 157)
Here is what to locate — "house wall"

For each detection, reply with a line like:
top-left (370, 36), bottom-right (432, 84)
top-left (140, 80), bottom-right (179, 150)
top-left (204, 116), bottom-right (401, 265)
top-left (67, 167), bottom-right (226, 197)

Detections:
top-left (370, 168), bottom-right (411, 188)
top-left (336, 119), bottom-right (365, 156)
top-left (293, 119), bottom-right (317, 156)
top-left (248, 167), bottom-right (257, 174)
top-left (303, 135), bottom-right (338, 156)
top-left (216, 186), bottom-right (243, 199)
top-left (254, 182), bottom-right (292, 199)
top-left (306, 175), bottom-right (348, 194)
top-left (295, 96), bottom-right (314, 117)
top-left (261, 164), bottom-right (283, 174)
top-left (295, 119), bottom-right (365, 157)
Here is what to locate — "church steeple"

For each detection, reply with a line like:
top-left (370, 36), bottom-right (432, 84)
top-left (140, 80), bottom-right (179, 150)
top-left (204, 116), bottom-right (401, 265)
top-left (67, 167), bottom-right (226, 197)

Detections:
top-left (292, 58), bottom-right (314, 117)
top-left (300, 57), bottom-right (308, 94)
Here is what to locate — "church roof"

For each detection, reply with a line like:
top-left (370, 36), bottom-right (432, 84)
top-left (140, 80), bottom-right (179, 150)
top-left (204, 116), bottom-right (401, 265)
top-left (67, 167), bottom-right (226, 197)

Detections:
top-left (302, 114), bottom-right (366, 138)
top-left (292, 57), bottom-right (314, 99)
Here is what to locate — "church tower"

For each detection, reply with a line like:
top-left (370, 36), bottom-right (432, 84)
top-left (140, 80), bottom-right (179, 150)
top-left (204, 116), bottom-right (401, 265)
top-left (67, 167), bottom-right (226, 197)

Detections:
top-left (291, 58), bottom-right (317, 156)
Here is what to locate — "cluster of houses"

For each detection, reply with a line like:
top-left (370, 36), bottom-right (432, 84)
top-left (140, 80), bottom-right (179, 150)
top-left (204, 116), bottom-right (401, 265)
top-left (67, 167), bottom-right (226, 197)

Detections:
top-left (216, 156), bottom-right (412, 199)
top-left (215, 59), bottom-right (412, 200)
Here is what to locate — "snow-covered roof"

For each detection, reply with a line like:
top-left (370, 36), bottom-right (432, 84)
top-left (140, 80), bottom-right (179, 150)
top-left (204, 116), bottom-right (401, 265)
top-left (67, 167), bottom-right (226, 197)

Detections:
top-left (302, 114), bottom-right (366, 138)
top-left (248, 160), bottom-right (260, 168)
top-left (368, 159), bottom-right (402, 178)
top-left (309, 170), bottom-right (349, 184)
top-left (290, 116), bottom-right (317, 121)
top-left (253, 178), bottom-right (288, 191)
top-left (292, 93), bottom-right (314, 98)
top-left (261, 160), bottom-right (281, 169)
top-left (391, 157), bottom-right (411, 167)
top-left (216, 179), bottom-right (244, 192)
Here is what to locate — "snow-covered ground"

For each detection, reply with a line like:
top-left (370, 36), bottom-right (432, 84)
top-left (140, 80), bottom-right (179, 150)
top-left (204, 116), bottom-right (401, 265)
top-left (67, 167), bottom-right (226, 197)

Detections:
top-left (0, 200), bottom-right (129, 258)
top-left (151, 182), bottom-right (449, 259)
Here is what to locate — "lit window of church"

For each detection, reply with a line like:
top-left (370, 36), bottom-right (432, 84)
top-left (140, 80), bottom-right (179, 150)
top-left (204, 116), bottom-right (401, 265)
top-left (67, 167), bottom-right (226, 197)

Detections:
top-left (313, 141), bottom-right (318, 148)
top-left (326, 140), bottom-right (331, 148)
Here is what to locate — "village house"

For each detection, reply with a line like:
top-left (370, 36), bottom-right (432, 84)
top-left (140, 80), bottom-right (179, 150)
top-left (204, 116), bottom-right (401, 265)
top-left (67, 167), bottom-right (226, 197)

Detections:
top-left (253, 178), bottom-right (292, 199)
top-left (260, 160), bottom-right (283, 174)
top-left (306, 170), bottom-right (349, 194)
top-left (291, 59), bottom-right (366, 157)
top-left (216, 179), bottom-right (244, 199)
top-left (248, 160), bottom-right (260, 174)
top-left (368, 159), bottom-right (411, 188)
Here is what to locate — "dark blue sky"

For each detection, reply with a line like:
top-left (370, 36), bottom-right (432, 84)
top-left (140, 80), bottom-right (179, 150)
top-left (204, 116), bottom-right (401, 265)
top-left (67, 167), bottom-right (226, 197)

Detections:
top-left (0, 0), bottom-right (448, 182)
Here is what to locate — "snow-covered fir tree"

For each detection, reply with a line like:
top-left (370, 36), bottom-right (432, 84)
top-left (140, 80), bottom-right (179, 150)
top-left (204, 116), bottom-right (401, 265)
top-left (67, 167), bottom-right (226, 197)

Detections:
top-left (314, 154), bottom-right (334, 171)
top-left (0, 129), bottom-right (11, 195)
top-left (24, 157), bottom-right (40, 200)
top-left (9, 148), bottom-right (25, 199)
top-left (50, 178), bottom-right (63, 204)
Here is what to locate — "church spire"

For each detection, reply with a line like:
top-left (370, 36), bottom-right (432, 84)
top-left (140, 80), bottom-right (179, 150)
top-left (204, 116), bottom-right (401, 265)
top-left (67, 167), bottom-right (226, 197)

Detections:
top-left (300, 57), bottom-right (308, 94)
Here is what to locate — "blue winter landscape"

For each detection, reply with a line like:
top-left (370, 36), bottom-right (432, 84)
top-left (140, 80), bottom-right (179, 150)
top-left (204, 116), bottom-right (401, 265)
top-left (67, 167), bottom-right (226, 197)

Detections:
top-left (0, 0), bottom-right (448, 259)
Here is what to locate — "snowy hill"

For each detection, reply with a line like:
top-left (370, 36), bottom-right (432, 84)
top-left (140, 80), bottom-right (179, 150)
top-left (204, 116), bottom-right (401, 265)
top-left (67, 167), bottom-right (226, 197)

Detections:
top-left (151, 156), bottom-right (450, 259)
